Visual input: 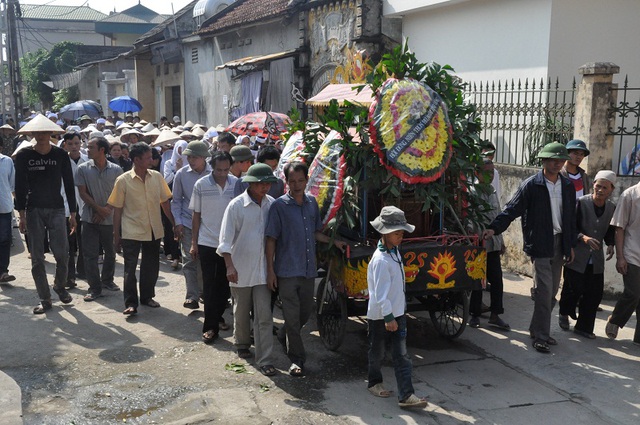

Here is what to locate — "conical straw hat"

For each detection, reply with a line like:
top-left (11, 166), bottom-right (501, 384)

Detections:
top-left (120, 128), bottom-right (144, 144)
top-left (116, 122), bottom-right (132, 131)
top-left (191, 127), bottom-right (205, 138)
top-left (151, 129), bottom-right (181, 147)
top-left (141, 122), bottom-right (155, 132)
top-left (144, 127), bottom-right (161, 137)
top-left (18, 114), bottom-right (64, 135)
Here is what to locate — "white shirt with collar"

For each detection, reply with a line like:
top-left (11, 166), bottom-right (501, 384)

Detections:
top-left (217, 190), bottom-right (274, 287)
top-left (189, 173), bottom-right (237, 248)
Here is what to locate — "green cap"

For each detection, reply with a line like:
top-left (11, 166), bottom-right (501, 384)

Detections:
top-left (537, 142), bottom-right (570, 160)
top-left (183, 141), bottom-right (210, 157)
top-left (242, 163), bottom-right (278, 183)
top-left (230, 145), bottom-right (254, 162)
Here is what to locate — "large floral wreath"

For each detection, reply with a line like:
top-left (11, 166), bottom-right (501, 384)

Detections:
top-left (369, 78), bottom-right (453, 184)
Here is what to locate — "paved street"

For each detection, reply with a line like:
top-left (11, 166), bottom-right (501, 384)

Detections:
top-left (1, 226), bottom-right (639, 425)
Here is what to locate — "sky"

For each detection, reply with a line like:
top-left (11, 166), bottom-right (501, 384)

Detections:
top-left (22, 0), bottom-right (195, 16)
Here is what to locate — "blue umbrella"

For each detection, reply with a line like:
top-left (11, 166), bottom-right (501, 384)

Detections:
top-left (109, 95), bottom-right (143, 113)
top-left (59, 100), bottom-right (103, 121)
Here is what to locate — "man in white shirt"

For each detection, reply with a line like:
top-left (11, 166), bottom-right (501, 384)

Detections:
top-left (217, 163), bottom-right (277, 376)
top-left (190, 151), bottom-right (236, 343)
top-left (61, 131), bottom-right (87, 289)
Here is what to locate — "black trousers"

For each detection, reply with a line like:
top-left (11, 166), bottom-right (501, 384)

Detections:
top-left (470, 250), bottom-right (505, 316)
top-left (199, 245), bottom-right (230, 334)
top-left (560, 265), bottom-right (603, 334)
top-left (122, 238), bottom-right (161, 308)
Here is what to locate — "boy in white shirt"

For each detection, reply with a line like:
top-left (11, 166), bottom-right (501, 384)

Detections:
top-left (366, 206), bottom-right (427, 409)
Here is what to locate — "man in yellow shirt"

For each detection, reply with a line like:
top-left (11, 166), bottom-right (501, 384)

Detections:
top-left (108, 142), bottom-right (174, 315)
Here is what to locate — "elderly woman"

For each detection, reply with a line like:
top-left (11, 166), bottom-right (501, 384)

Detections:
top-left (108, 141), bottom-right (132, 172)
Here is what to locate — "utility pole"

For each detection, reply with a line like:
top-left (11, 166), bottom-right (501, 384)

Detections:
top-left (5, 0), bottom-right (21, 122)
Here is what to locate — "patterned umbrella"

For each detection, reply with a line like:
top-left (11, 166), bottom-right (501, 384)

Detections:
top-left (58, 100), bottom-right (103, 121)
top-left (109, 95), bottom-right (143, 113)
top-left (225, 111), bottom-right (291, 141)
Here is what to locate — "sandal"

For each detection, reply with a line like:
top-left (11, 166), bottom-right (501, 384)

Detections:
top-left (53, 287), bottom-right (73, 304)
top-left (237, 348), bottom-right (252, 359)
top-left (219, 321), bottom-right (230, 331)
top-left (0, 272), bottom-right (15, 282)
top-left (546, 337), bottom-right (558, 346)
top-left (488, 317), bottom-right (511, 331)
top-left (259, 365), bottom-right (277, 376)
top-left (202, 330), bottom-right (218, 344)
top-left (83, 292), bottom-right (101, 302)
top-left (142, 299), bottom-right (161, 308)
top-left (123, 307), bottom-right (137, 316)
top-left (368, 383), bottom-right (392, 398)
top-left (398, 394), bottom-right (428, 408)
top-left (532, 340), bottom-right (550, 353)
top-left (33, 301), bottom-right (52, 315)
top-left (288, 363), bottom-right (304, 377)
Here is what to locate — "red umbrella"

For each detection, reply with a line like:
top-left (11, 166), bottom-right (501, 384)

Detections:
top-left (225, 111), bottom-right (291, 141)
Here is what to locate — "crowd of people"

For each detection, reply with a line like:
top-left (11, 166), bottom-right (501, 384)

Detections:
top-left (2, 109), bottom-right (640, 410)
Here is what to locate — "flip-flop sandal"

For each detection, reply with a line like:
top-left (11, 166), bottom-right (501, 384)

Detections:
top-left (532, 340), bottom-right (550, 353)
top-left (368, 383), bottom-right (392, 398)
top-left (123, 307), bottom-right (137, 316)
top-left (142, 299), bottom-right (161, 308)
top-left (288, 363), bottom-right (304, 377)
top-left (259, 365), bottom-right (277, 376)
top-left (53, 287), bottom-right (73, 304)
top-left (219, 322), bottom-right (230, 331)
top-left (237, 348), bottom-right (252, 359)
top-left (546, 337), bottom-right (558, 346)
top-left (202, 330), bottom-right (218, 344)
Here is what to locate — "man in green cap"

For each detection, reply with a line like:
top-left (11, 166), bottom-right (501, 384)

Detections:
top-left (217, 163), bottom-right (278, 376)
top-left (483, 142), bottom-right (577, 353)
top-left (171, 141), bottom-right (211, 310)
top-left (560, 139), bottom-right (591, 198)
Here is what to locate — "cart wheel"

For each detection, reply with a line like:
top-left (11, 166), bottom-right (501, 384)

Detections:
top-left (316, 276), bottom-right (347, 351)
top-left (429, 291), bottom-right (469, 339)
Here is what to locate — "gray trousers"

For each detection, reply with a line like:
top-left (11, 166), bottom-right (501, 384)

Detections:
top-left (610, 263), bottom-right (640, 343)
top-left (81, 222), bottom-right (116, 295)
top-left (179, 226), bottom-right (202, 301)
top-left (230, 285), bottom-right (273, 367)
top-left (26, 208), bottom-right (69, 302)
top-left (277, 276), bottom-right (315, 366)
top-left (530, 234), bottom-right (564, 342)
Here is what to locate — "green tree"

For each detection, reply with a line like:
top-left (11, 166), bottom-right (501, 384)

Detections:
top-left (20, 41), bottom-right (83, 109)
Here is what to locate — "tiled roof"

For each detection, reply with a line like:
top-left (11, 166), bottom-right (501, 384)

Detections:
top-left (98, 3), bottom-right (167, 25)
top-left (134, 0), bottom-right (198, 44)
top-left (197, 0), bottom-right (291, 35)
top-left (19, 4), bottom-right (107, 21)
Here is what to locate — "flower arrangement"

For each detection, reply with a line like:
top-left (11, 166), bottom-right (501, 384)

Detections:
top-left (276, 130), bottom-right (306, 182)
top-left (305, 130), bottom-right (347, 229)
top-left (369, 78), bottom-right (453, 184)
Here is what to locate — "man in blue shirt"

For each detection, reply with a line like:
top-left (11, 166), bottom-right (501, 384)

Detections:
top-left (171, 141), bottom-right (211, 310)
top-left (265, 162), bottom-right (346, 376)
